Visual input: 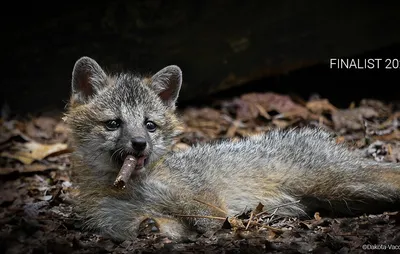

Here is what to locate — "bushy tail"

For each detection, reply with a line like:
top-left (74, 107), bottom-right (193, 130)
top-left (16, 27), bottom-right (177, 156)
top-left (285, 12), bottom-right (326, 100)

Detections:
top-left (289, 160), bottom-right (400, 217)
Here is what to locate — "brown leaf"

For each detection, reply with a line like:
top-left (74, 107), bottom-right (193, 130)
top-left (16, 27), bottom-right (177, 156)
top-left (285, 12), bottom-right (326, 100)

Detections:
top-left (386, 143), bottom-right (400, 163)
top-left (314, 212), bottom-right (322, 221)
top-left (298, 221), bottom-right (312, 230)
top-left (1, 141), bottom-right (69, 165)
top-left (253, 202), bottom-right (265, 215)
top-left (360, 99), bottom-right (391, 117)
top-left (388, 212), bottom-right (400, 225)
top-left (54, 121), bottom-right (69, 133)
top-left (27, 163), bottom-right (67, 172)
top-left (254, 104), bottom-right (271, 120)
top-left (236, 129), bottom-right (259, 138)
top-left (23, 201), bottom-right (50, 218)
top-left (53, 121), bottom-right (71, 143)
top-left (0, 126), bottom-right (17, 144)
top-left (225, 120), bottom-right (242, 138)
top-left (332, 107), bottom-right (379, 131)
top-left (232, 98), bottom-right (259, 121)
top-left (183, 107), bottom-right (222, 122)
top-left (272, 119), bottom-right (293, 129)
top-left (183, 108), bottom-right (226, 138)
top-left (0, 189), bottom-right (19, 205)
top-left (245, 93), bottom-right (309, 119)
top-left (228, 217), bottom-right (245, 230)
top-left (266, 230), bottom-right (278, 240)
top-left (35, 116), bottom-right (57, 129)
top-left (171, 142), bottom-right (191, 152)
top-left (26, 116), bottom-right (58, 140)
top-left (0, 122), bottom-right (32, 144)
top-left (306, 99), bottom-right (338, 115)
top-left (0, 167), bottom-right (21, 175)
top-left (335, 136), bottom-right (346, 144)
top-left (368, 128), bottom-right (400, 142)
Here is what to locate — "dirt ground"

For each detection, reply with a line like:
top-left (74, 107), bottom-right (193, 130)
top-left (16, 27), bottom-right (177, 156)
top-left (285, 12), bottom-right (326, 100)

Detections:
top-left (1, 92), bottom-right (400, 253)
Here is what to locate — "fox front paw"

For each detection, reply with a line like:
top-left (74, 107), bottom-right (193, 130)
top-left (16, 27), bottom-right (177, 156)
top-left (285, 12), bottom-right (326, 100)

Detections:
top-left (138, 218), bottom-right (161, 236)
top-left (137, 217), bottom-right (191, 240)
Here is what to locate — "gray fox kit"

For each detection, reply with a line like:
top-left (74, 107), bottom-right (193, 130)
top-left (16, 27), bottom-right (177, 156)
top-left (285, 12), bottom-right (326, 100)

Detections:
top-left (65, 56), bottom-right (400, 241)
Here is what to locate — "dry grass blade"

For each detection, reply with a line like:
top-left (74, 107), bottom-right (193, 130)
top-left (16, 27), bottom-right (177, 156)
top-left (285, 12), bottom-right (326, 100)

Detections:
top-left (255, 200), bottom-right (301, 217)
top-left (193, 198), bottom-right (228, 216)
top-left (265, 208), bottom-right (282, 224)
top-left (174, 215), bottom-right (226, 220)
top-left (261, 225), bottom-right (285, 234)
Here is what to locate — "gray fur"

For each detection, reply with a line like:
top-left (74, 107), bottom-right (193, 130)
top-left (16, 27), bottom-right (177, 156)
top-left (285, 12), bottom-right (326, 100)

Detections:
top-left (66, 57), bottom-right (400, 241)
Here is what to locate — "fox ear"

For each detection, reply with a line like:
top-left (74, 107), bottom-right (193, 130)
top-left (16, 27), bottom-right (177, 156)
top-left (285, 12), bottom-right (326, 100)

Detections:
top-left (149, 65), bottom-right (182, 108)
top-left (71, 56), bottom-right (108, 104)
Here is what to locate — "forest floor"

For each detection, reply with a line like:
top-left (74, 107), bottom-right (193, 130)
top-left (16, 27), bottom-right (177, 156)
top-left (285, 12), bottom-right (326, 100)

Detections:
top-left (1, 92), bottom-right (400, 253)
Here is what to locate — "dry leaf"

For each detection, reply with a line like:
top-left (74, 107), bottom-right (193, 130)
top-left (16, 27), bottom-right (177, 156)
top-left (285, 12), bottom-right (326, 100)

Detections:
top-left (171, 142), bottom-right (191, 152)
top-left (24, 201), bottom-right (49, 218)
top-left (53, 121), bottom-right (71, 143)
top-left (232, 98), bottom-right (259, 121)
top-left (231, 92), bottom-right (309, 121)
top-left (38, 195), bottom-right (53, 201)
top-left (243, 93), bottom-right (309, 119)
top-left (225, 120), bottom-right (242, 138)
top-left (254, 104), bottom-right (271, 120)
top-left (26, 163), bottom-right (67, 172)
top-left (0, 163), bottom-right (68, 175)
top-left (388, 212), bottom-right (400, 225)
top-left (266, 229), bottom-right (278, 240)
top-left (298, 221), bottom-right (312, 230)
top-left (183, 107), bottom-right (222, 122)
top-left (25, 116), bottom-right (58, 140)
top-left (378, 130), bottom-right (400, 141)
top-left (335, 136), bottom-right (345, 144)
top-left (360, 99), bottom-right (391, 117)
top-left (0, 189), bottom-right (19, 205)
top-left (306, 99), bottom-right (338, 114)
top-left (272, 119), bottom-right (293, 129)
top-left (332, 107), bottom-right (379, 131)
top-left (0, 125), bottom-right (32, 144)
top-left (314, 212), bottom-right (322, 221)
top-left (1, 141), bottom-right (69, 164)
top-left (54, 121), bottom-right (69, 133)
top-left (228, 217), bottom-right (246, 230)
top-left (253, 202), bottom-right (265, 215)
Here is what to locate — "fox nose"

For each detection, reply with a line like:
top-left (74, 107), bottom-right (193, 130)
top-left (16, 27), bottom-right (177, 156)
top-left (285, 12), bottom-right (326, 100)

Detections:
top-left (131, 137), bottom-right (147, 151)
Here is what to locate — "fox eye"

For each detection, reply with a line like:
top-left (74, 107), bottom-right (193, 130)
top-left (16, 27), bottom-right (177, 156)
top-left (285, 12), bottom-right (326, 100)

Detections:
top-left (105, 119), bottom-right (121, 131)
top-left (145, 120), bottom-right (157, 132)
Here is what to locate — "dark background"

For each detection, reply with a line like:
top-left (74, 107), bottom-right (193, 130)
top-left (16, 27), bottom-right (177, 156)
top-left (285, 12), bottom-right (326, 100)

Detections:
top-left (2, 0), bottom-right (400, 114)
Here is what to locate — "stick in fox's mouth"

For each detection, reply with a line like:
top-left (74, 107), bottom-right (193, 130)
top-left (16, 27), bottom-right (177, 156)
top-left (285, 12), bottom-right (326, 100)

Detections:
top-left (114, 155), bottom-right (137, 189)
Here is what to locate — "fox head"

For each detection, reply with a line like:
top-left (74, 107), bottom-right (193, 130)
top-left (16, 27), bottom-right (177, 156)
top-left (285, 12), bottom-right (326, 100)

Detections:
top-left (65, 56), bottom-right (183, 175)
